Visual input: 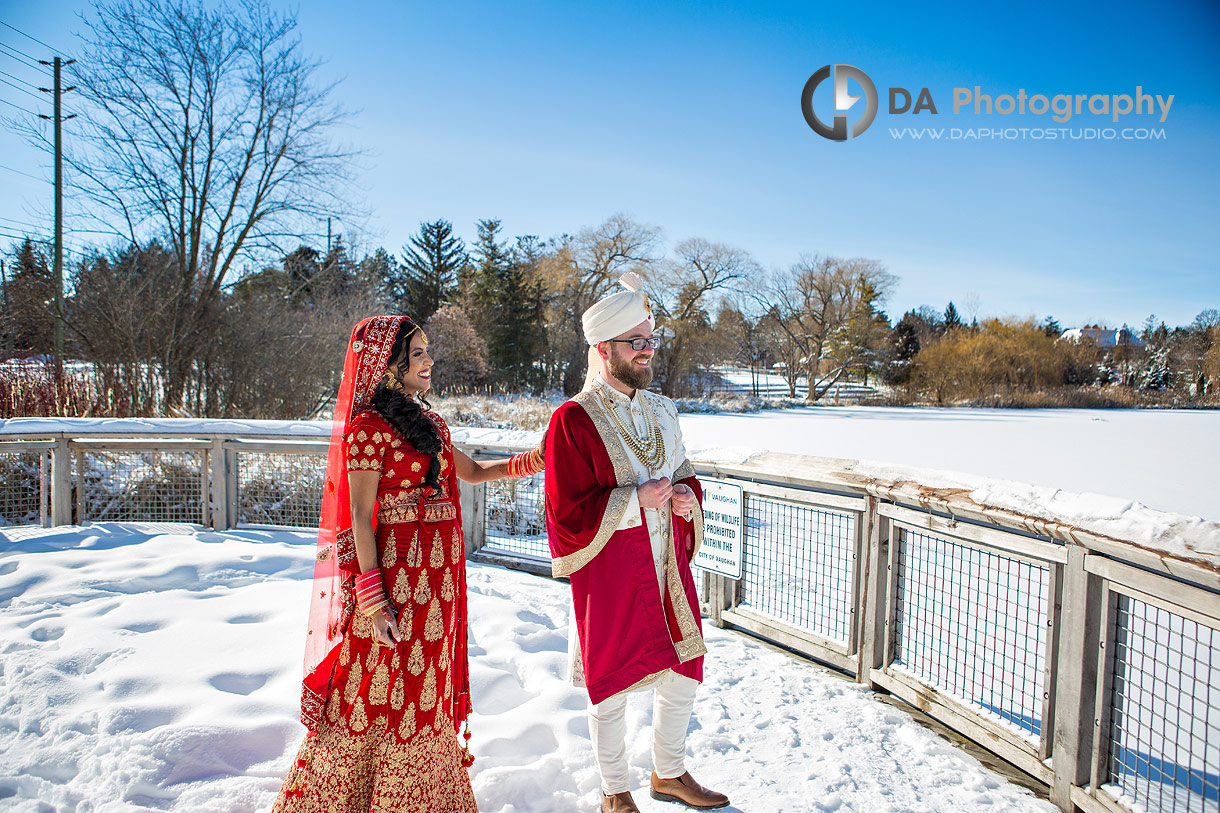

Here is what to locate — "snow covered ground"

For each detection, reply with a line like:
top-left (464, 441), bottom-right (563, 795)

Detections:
top-left (0, 523), bottom-right (1057, 813)
top-left (675, 406), bottom-right (1220, 523)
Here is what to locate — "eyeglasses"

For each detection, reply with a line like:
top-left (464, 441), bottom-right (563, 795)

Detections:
top-left (605, 336), bottom-right (662, 352)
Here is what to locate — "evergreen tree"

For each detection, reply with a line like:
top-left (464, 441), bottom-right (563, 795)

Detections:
top-left (399, 219), bottom-right (466, 321)
top-left (4, 239), bottom-right (55, 357)
top-left (944, 301), bottom-right (963, 332)
top-left (468, 220), bottom-right (545, 391)
top-left (1042, 316), bottom-right (1061, 338)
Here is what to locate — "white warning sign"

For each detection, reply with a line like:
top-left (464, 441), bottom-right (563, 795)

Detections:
top-left (691, 479), bottom-right (743, 580)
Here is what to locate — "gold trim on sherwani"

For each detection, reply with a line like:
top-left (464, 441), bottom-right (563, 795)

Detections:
top-left (549, 388), bottom-right (639, 578)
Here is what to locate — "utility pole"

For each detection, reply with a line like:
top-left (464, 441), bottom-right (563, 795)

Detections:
top-left (39, 56), bottom-right (76, 379)
top-left (327, 216), bottom-right (332, 254)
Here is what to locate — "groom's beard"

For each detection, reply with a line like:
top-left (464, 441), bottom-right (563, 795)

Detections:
top-left (608, 347), bottom-right (654, 391)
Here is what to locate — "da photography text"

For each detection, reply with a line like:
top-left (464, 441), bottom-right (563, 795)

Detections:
top-left (802, 64), bottom-right (1175, 142)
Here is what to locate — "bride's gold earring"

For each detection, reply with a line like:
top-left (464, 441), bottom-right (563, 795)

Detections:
top-left (382, 371), bottom-right (401, 392)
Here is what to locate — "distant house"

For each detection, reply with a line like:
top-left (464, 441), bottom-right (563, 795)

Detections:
top-left (1060, 326), bottom-right (1146, 350)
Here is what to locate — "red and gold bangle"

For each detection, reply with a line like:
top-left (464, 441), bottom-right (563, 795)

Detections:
top-left (355, 569), bottom-right (389, 617)
top-left (506, 446), bottom-right (544, 478)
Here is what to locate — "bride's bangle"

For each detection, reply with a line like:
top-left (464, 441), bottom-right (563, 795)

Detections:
top-left (506, 446), bottom-right (544, 478)
top-left (355, 568), bottom-right (389, 617)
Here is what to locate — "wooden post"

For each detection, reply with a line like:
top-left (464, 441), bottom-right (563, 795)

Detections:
top-left (51, 437), bottom-right (71, 526)
top-left (1050, 544), bottom-right (1105, 810)
top-left (40, 450), bottom-right (50, 527)
top-left (225, 446), bottom-right (239, 528)
top-left (74, 449), bottom-right (85, 525)
top-left (858, 497), bottom-right (890, 686)
top-left (209, 437), bottom-right (227, 529)
top-left (460, 479), bottom-right (484, 557)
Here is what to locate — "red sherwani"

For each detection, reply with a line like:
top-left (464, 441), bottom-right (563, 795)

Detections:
top-left (544, 386), bottom-right (708, 705)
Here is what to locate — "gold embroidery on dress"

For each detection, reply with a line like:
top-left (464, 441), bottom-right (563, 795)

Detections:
top-left (381, 529), bottom-right (397, 568)
top-left (408, 640), bottom-right (425, 675)
top-left (422, 502), bottom-right (457, 522)
top-left (674, 458), bottom-right (696, 481)
top-left (349, 698), bottom-right (368, 732)
top-left (419, 664), bottom-right (437, 711)
top-left (414, 568), bottom-right (431, 604)
top-left (441, 567), bottom-right (454, 602)
top-left (390, 673), bottom-right (405, 710)
top-left (411, 461), bottom-right (422, 473)
top-left (351, 612), bottom-right (371, 640)
top-left (394, 451), bottom-right (404, 462)
top-left (369, 662), bottom-right (390, 707)
top-left (429, 531), bottom-right (444, 568)
top-left (393, 569), bottom-right (411, 605)
top-left (407, 534), bottom-right (423, 568)
top-left (366, 645), bottom-right (379, 672)
top-left (438, 636), bottom-right (451, 675)
top-left (450, 529), bottom-right (463, 563)
top-left (339, 635), bottom-right (352, 666)
top-left (364, 443), bottom-right (375, 455)
top-left (423, 597), bottom-right (443, 641)
top-left (398, 701), bottom-right (417, 739)
top-left (357, 430), bottom-right (368, 442)
top-left (343, 659), bottom-right (363, 705)
top-left (372, 431), bottom-right (382, 444)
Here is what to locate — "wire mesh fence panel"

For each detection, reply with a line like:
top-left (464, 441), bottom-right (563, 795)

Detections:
top-left (893, 528), bottom-right (1049, 743)
top-left (236, 451), bottom-right (326, 528)
top-left (1105, 594), bottom-right (1220, 813)
top-left (738, 495), bottom-right (855, 646)
top-left (483, 472), bottom-right (549, 560)
top-left (79, 450), bottom-right (204, 524)
top-left (0, 450), bottom-right (48, 526)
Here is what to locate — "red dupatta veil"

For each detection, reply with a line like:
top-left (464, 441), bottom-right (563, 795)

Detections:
top-left (298, 315), bottom-right (411, 730)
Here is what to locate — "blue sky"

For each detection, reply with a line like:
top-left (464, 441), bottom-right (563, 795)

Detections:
top-left (1, 0), bottom-right (1217, 328)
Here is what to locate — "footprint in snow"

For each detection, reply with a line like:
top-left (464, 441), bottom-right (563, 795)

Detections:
top-left (30, 625), bottom-right (64, 642)
top-left (226, 613), bottom-right (264, 624)
top-left (209, 672), bottom-right (270, 695)
top-left (122, 622), bottom-right (163, 634)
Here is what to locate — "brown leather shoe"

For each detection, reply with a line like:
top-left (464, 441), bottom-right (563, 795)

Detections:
top-left (650, 771), bottom-right (730, 809)
top-left (601, 790), bottom-right (641, 812)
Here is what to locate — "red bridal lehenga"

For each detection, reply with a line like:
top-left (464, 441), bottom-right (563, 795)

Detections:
top-left (273, 316), bottom-right (478, 813)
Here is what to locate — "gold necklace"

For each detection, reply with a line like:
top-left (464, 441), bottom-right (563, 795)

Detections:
top-left (596, 386), bottom-right (666, 474)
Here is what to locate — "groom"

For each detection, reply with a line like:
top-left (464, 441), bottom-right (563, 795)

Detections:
top-left (544, 273), bottom-right (730, 812)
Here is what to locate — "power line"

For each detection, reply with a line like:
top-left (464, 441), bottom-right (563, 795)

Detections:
top-left (0, 75), bottom-right (43, 101)
top-left (0, 21), bottom-right (67, 59)
top-left (0, 162), bottom-right (46, 181)
top-left (0, 39), bottom-right (47, 72)
top-left (0, 214), bottom-right (44, 229)
top-left (0, 67), bottom-right (39, 89)
top-left (0, 95), bottom-right (36, 115)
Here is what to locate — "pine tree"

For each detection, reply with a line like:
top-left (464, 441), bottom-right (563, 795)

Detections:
top-left (944, 301), bottom-right (963, 332)
top-left (468, 220), bottom-right (545, 391)
top-left (399, 220), bottom-right (466, 322)
top-left (4, 239), bottom-right (55, 357)
top-left (1042, 316), bottom-right (1061, 338)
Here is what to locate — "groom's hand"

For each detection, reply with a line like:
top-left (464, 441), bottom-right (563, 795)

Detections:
top-left (637, 477), bottom-right (673, 509)
top-left (671, 483), bottom-right (695, 519)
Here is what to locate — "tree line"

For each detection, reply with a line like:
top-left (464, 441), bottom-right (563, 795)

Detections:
top-left (3, 221), bottom-right (1218, 418)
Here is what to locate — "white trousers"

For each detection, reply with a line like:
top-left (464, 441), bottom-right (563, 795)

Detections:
top-left (587, 671), bottom-right (699, 795)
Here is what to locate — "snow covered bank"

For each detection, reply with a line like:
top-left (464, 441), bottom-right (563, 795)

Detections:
top-left (0, 524), bottom-right (1056, 812)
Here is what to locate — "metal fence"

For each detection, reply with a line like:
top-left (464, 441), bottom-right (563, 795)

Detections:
top-left (1, 426), bottom-right (1217, 813)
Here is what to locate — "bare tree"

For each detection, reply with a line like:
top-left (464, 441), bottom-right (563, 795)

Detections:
top-left (538, 214), bottom-right (663, 393)
top-left (34, 0), bottom-right (356, 408)
top-left (757, 255), bottom-right (895, 402)
top-left (648, 238), bottom-right (758, 396)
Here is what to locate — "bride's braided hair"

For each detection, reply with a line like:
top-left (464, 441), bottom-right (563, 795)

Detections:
top-left (369, 318), bottom-right (443, 495)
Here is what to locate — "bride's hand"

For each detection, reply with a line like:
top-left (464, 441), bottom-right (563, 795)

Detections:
top-left (372, 607), bottom-right (401, 647)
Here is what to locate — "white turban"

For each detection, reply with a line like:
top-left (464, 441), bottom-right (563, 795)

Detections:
top-left (582, 272), bottom-right (654, 345)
